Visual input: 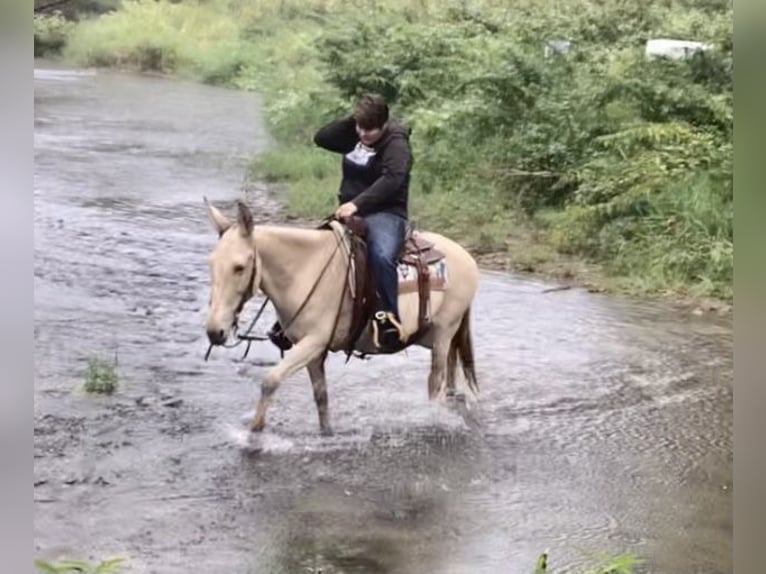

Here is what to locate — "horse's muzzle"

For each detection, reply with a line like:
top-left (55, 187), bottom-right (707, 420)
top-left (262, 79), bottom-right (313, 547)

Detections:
top-left (206, 327), bottom-right (226, 345)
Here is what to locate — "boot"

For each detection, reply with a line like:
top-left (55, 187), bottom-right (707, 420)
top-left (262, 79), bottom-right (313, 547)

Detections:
top-left (267, 321), bottom-right (293, 351)
top-left (372, 311), bottom-right (405, 352)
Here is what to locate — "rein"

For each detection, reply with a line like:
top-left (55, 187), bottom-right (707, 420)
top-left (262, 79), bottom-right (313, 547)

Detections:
top-left (269, 222), bottom-right (345, 340)
top-left (204, 216), bottom-right (344, 362)
top-left (203, 296), bottom-right (270, 361)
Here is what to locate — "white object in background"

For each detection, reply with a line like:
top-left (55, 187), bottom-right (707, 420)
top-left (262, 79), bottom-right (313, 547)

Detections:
top-left (645, 38), bottom-right (712, 60)
top-left (544, 39), bottom-right (572, 58)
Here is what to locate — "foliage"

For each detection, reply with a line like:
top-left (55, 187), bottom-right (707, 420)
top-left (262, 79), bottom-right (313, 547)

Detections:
top-left (34, 0), bottom-right (123, 19)
top-left (60, 0), bottom-right (732, 300)
top-left (578, 551), bottom-right (642, 574)
top-left (34, 12), bottom-right (76, 56)
top-left (34, 557), bottom-right (125, 574)
top-left (83, 356), bottom-right (118, 394)
top-left (63, 0), bottom-right (242, 73)
top-left (533, 550), bottom-right (641, 573)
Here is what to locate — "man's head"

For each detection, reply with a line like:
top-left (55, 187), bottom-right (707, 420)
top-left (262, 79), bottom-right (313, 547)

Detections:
top-left (353, 93), bottom-right (389, 146)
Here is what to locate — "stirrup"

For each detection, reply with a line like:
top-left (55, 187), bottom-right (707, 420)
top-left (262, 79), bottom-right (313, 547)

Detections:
top-left (372, 311), bottom-right (406, 350)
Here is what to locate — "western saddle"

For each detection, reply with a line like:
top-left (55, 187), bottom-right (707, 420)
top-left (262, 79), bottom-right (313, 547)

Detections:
top-left (341, 215), bottom-right (445, 357)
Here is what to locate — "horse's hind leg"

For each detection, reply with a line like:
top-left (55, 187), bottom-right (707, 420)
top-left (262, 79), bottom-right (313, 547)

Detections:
top-left (251, 337), bottom-right (326, 433)
top-left (307, 352), bottom-right (332, 436)
top-left (446, 340), bottom-right (457, 398)
top-left (427, 311), bottom-right (467, 400)
top-left (428, 332), bottom-right (451, 400)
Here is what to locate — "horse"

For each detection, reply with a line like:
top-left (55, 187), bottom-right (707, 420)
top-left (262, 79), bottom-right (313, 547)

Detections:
top-left (203, 199), bottom-right (480, 435)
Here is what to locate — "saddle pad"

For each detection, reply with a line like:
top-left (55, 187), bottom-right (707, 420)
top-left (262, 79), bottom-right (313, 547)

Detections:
top-left (397, 259), bottom-right (448, 294)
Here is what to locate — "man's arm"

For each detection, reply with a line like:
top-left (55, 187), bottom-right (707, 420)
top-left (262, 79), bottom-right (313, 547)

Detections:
top-left (313, 116), bottom-right (358, 154)
top-left (351, 137), bottom-right (411, 215)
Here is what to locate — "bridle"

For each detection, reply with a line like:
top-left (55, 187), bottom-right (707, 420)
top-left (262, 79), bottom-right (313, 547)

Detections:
top-left (204, 217), bottom-right (348, 362)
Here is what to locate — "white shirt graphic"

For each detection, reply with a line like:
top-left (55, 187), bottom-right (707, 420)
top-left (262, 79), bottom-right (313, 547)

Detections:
top-left (345, 142), bottom-right (376, 166)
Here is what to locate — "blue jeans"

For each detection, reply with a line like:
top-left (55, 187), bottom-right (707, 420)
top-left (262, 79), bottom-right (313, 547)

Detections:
top-left (364, 211), bottom-right (407, 320)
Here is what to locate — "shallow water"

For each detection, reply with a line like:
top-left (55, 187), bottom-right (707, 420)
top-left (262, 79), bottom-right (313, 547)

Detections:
top-left (33, 60), bottom-right (732, 574)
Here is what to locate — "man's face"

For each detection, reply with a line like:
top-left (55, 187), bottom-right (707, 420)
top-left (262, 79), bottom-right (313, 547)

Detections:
top-left (356, 122), bottom-right (386, 146)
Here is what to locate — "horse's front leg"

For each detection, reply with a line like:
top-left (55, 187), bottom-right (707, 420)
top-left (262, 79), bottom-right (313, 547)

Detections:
top-left (251, 337), bottom-right (327, 433)
top-left (306, 352), bottom-right (332, 436)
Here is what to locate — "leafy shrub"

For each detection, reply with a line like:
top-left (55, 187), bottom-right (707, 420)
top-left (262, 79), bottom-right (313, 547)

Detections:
top-left (64, 0), bottom-right (732, 299)
top-left (34, 12), bottom-right (76, 57)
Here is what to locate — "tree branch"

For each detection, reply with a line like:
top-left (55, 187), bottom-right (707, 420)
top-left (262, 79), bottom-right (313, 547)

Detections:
top-left (34, 0), bottom-right (72, 13)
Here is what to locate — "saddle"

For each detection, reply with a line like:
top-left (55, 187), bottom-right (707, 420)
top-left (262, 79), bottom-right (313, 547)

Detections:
top-left (342, 215), bottom-right (445, 356)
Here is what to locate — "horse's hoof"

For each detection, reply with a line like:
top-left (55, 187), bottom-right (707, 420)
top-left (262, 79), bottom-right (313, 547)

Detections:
top-left (243, 432), bottom-right (265, 453)
top-left (240, 410), bottom-right (255, 426)
top-left (226, 425), bottom-right (263, 451)
top-left (250, 420), bottom-right (266, 433)
top-left (320, 425), bottom-right (334, 437)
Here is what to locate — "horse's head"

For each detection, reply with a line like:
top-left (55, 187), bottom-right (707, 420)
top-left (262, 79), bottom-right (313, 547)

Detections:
top-left (204, 199), bottom-right (260, 346)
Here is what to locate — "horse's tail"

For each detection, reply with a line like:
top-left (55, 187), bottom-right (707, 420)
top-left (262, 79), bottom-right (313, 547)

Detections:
top-left (448, 306), bottom-right (479, 396)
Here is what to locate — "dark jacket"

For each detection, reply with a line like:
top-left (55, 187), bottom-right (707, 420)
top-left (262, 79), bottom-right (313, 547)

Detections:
top-left (313, 115), bottom-right (412, 219)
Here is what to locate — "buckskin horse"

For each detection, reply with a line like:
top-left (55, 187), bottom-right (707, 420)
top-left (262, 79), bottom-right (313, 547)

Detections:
top-left (204, 199), bottom-right (480, 435)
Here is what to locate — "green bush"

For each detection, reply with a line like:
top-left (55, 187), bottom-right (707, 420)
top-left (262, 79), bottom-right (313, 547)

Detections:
top-left (34, 12), bottom-right (76, 57)
top-left (63, 0), bottom-right (732, 300)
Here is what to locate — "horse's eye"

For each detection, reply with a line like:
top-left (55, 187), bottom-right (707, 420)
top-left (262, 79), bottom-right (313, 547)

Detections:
top-left (233, 264), bottom-right (245, 274)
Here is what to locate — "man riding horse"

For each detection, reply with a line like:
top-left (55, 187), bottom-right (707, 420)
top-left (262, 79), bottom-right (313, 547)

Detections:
top-left (269, 93), bottom-right (412, 353)
top-left (203, 122), bottom-right (479, 432)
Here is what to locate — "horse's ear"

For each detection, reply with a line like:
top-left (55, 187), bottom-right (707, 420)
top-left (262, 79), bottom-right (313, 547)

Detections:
top-left (204, 196), bottom-right (231, 236)
top-left (237, 200), bottom-right (254, 237)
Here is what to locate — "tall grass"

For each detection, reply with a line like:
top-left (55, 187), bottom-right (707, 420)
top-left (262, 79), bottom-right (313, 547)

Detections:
top-left (61, 0), bottom-right (732, 301)
top-left (63, 0), bottom-right (242, 73)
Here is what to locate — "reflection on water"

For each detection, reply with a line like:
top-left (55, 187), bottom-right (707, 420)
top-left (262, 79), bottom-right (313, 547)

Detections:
top-left (34, 60), bottom-right (732, 574)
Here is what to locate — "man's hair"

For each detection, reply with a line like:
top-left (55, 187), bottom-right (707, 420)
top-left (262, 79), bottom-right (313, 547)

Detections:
top-left (353, 93), bottom-right (389, 130)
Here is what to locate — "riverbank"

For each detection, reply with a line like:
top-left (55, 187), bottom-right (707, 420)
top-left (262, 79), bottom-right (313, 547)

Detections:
top-left (46, 0), bottom-right (733, 312)
top-left (258, 179), bottom-right (731, 318)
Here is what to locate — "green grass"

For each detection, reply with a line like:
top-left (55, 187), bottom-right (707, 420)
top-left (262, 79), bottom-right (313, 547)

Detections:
top-left (35, 557), bottom-right (125, 574)
top-left (62, 0), bottom-right (242, 74)
top-left (249, 145), bottom-right (340, 218)
top-left (283, 177), bottom-right (339, 219)
top-left (533, 550), bottom-right (641, 574)
top-left (250, 146), bottom-right (338, 184)
top-left (83, 356), bottom-right (118, 395)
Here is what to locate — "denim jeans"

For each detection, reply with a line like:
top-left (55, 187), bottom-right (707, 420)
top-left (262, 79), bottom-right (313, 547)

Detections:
top-left (364, 211), bottom-right (407, 320)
